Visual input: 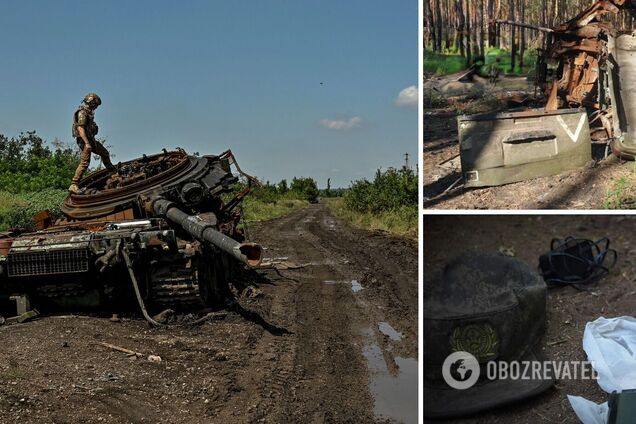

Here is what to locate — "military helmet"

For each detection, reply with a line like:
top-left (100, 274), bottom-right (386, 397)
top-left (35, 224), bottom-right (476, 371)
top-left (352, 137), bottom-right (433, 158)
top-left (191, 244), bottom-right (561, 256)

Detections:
top-left (83, 92), bottom-right (102, 106)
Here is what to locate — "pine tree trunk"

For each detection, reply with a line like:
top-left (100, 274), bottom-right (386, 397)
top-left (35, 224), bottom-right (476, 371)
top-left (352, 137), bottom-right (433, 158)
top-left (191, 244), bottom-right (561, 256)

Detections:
top-left (444, 0), bottom-right (451, 50)
top-left (541, 0), bottom-right (547, 28)
top-left (495, 0), bottom-right (501, 48)
top-left (435, 0), bottom-right (443, 51)
top-left (457, 0), bottom-right (465, 58)
top-left (487, 0), bottom-right (495, 47)
top-left (479, 0), bottom-right (485, 57)
top-left (509, 0), bottom-right (516, 72)
top-left (424, 0), bottom-right (433, 50)
top-left (519, 0), bottom-right (525, 71)
top-left (465, 0), bottom-right (472, 65)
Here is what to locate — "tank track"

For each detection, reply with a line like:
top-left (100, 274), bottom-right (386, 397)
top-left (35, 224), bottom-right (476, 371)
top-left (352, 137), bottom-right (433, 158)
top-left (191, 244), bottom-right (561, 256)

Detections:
top-left (146, 257), bottom-right (205, 311)
top-left (36, 283), bottom-right (87, 298)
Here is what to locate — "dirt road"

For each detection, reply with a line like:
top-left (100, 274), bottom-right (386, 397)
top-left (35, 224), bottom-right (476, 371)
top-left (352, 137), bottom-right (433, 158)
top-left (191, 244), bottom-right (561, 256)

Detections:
top-left (0, 203), bottom-right (418, 423)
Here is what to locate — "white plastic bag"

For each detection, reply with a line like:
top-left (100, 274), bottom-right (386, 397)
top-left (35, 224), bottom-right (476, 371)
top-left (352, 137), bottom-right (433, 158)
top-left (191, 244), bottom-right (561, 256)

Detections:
top-left (569, 316), bottom-right (636, 423)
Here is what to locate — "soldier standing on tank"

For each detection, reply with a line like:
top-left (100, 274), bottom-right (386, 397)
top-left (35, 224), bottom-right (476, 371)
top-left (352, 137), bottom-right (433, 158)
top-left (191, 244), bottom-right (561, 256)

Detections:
top-left (68, 93), bottom-right (115, 193)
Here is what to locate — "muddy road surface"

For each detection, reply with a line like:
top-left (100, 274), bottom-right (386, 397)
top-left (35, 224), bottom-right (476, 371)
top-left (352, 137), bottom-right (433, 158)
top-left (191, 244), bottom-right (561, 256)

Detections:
top-left (0, 203), bottom-right (418, 423)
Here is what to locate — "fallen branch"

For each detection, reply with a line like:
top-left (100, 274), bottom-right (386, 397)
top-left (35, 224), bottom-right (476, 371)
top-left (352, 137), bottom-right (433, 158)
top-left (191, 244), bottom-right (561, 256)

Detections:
top-left (98, 342), bottom-right (144, 357)
top-left (425, 177), bottom-right (464, 203)
top-left (495, 19), bottom-right (554, 33)
top-left (437, 153), bottom-right (460, 166)
top-left (258, 260), bottom-right (311, 270)
top-left (547, 339), bottom-right (568, 346)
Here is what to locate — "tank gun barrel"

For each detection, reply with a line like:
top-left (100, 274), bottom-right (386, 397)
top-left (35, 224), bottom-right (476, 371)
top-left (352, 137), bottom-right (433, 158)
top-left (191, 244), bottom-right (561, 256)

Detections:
top-left (152, 198), bottom-right (262, 267)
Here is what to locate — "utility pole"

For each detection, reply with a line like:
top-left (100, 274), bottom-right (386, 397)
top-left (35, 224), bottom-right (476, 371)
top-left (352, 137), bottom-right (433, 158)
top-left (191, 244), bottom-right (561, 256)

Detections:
top-left (404, 152), bottom-right (410, 169)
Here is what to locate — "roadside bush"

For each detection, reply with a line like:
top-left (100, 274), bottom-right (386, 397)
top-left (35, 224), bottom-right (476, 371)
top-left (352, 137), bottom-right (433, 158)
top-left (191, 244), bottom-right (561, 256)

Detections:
top-left (326, 198), bottom-right (417, 238)
top-left (250, 184), bottom-right (280, 204)
top-left (0, 131), bottom-right (79, 192)
top-left (0, 189), bottom-right (67, 231)
top-left (0, 131), bottom-right (76, 230)
top-left (228, 177), bottom-right (316, 223)
top-left (344, 167), bottom-right (418, 214)
top-left (248, 177), bottom-right (318, 204)
top-left (329, 167), bottom-right (417, 237)
top-left (290, 177), bottom-right (319, 202)
top-left (242, 197), bottom-right (308, 223)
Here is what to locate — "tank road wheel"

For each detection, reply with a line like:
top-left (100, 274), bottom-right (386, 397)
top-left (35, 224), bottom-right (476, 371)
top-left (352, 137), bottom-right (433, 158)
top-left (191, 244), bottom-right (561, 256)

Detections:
top-left (198, 252), bottom-right (229, 306)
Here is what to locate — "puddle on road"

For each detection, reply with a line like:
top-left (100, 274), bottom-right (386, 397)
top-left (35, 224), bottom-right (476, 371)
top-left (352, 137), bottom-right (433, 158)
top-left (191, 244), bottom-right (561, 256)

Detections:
top-left (321, 279), bottom-right (364, 293)
top-left (321, 279), bottom-right (365, 294)
top-left (378, 322), bottom-right (402, 341)
top-left (362, 331), bottom-right (417, 424)
top-left (351, 280), bottom-right (363, 293)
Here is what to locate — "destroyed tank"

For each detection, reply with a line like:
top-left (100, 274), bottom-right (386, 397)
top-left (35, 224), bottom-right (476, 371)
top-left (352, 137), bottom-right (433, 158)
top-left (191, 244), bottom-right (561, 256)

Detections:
top-left (0, 149), bottom-right (262, 320)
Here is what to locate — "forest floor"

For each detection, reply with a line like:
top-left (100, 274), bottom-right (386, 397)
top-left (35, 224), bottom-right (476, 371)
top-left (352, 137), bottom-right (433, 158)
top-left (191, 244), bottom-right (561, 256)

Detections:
top-left (0, 203), bottom-right (418, 423)
top-left (424, 215), bottom-right (634, 423)
top-left (423, 74), bottom-right (633, 210)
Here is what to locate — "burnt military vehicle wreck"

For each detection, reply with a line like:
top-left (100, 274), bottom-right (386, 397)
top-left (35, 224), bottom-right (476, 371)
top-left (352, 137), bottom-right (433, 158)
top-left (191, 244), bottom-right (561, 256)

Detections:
top-left (0, 149), bottom-right (263, 322)
top-left (459, 0), bottom-right (636, 187)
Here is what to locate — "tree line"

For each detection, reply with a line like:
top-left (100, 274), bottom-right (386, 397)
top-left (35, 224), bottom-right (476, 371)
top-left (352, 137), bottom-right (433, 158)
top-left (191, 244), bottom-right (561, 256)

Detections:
top-left (424, 0), bottom-right (635, 70)
top-left (0, 131), bottom-right (79, 192)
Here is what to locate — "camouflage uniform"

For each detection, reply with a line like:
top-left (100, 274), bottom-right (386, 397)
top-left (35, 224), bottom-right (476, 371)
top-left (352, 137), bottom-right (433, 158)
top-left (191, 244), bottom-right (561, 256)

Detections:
top-left (70, 96), bottom-right (114, 187)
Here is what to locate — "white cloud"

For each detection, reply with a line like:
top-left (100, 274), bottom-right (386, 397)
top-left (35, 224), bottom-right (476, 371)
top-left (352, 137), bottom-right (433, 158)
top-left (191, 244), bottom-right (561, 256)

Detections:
top-left (320, 116), bottom-right (362, 130)
top-left (395, 85), bottom-right (417, 108)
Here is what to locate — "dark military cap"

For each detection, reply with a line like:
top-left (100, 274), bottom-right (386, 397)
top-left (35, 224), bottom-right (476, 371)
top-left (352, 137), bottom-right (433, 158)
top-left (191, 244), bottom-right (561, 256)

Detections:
top-left (424, 251), bottom-right (555, 418)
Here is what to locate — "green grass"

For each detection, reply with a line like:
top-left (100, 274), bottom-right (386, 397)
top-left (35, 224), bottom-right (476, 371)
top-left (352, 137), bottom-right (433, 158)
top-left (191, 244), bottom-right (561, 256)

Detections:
top-left (241, 197), bottom-right (309, 224)
top-left (484, 47), bottom-right (537, 76)
top-left (324, 198), bottom-right (417, 238)
top-left (604, 163), bottom-right (636, 209)
top-left (424, 51), bottom-right (466, 75)
top-left (0, 189), bottom-right (67, 231)
top-left (424, 47), bottom-right (537, 76)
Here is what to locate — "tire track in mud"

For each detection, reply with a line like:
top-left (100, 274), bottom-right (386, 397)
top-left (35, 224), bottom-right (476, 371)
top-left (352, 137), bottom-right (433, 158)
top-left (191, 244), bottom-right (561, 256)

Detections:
top-left (248, 203), bottom-right (417, 423)
top-left (249, 204), bottom-right (375, 422)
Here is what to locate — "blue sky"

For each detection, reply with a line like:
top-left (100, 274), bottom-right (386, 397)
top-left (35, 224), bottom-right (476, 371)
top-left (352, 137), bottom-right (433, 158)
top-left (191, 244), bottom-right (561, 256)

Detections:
top-left (0, 1), bottom-right (417, 188)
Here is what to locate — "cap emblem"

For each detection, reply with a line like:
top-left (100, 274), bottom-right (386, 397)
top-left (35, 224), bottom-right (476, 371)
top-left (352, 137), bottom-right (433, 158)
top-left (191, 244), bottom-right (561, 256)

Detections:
top-left (450, 323), bottom-right (499, 363)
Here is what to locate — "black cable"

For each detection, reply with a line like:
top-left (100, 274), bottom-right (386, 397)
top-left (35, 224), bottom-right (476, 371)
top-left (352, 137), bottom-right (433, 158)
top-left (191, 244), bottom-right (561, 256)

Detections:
top-left (539, 237), bottom-right (617, 291)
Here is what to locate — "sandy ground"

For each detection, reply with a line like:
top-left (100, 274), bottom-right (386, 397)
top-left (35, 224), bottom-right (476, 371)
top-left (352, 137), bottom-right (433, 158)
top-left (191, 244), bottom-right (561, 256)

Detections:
top-left (0, 203), bottom-right (418, 423)
top-left (424, 215), bottom-right (636, 423)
